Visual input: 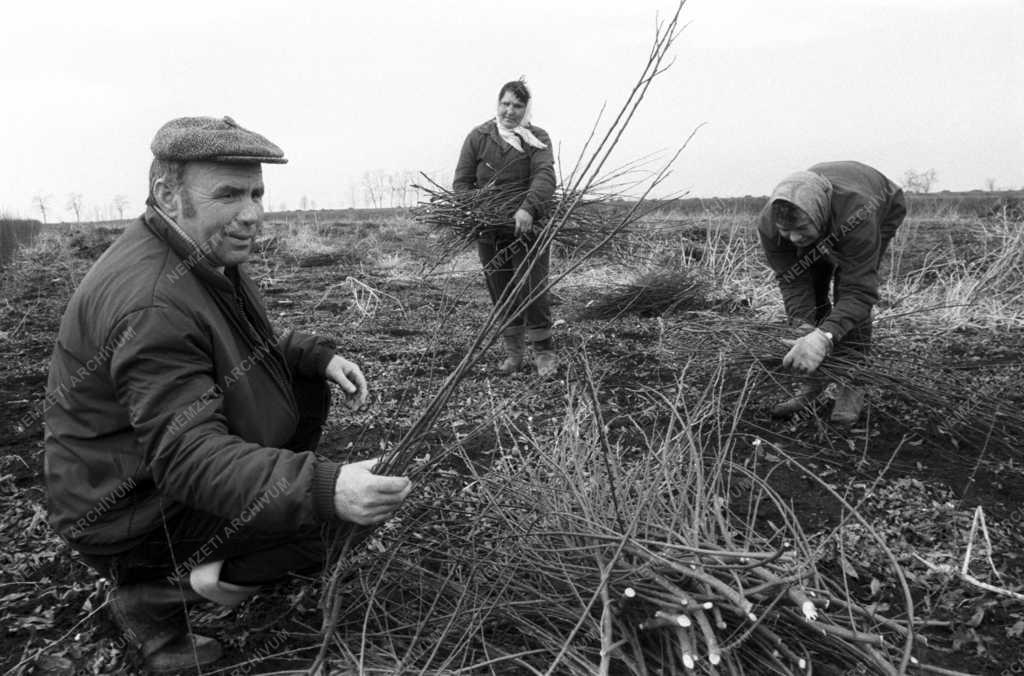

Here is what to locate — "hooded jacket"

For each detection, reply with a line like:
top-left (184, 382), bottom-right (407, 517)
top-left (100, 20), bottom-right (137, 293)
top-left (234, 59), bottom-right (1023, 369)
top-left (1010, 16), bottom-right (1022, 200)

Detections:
top-left (44, 210), bottom-right (341, 555)
top-left (757, 161), bottom-right (906, 340)
top-left (453, 119), bottom-right (556, 221)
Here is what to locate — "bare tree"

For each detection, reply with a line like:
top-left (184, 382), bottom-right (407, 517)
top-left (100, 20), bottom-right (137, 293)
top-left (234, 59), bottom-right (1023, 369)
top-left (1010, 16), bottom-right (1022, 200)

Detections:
top-left (362, 171), bottom-right (385, 208)
top-left (112, 195), bottom-right (129, 220)
top-left (903, 168), bottom-right (938, 193)
top-left (299, 195), bottom-right (309, 211)
top-left (387, 174), bottom-right (402, 207)
top-left (66, 193), bottom-right (84, 224)
top-left (359, 169), bottom-right (435, 209)
top-left (984, 177), bottom-right (998, 192)
top-left (32, 194), bottom-right (52, 223)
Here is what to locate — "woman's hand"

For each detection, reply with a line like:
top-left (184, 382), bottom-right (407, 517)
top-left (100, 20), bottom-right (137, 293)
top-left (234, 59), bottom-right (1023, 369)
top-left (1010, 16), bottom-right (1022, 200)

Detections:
top-left (514, 208), bottom-right (534, 237)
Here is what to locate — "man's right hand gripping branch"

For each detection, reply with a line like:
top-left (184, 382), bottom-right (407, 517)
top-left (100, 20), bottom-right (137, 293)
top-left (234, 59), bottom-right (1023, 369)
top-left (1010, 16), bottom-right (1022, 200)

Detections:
top-left (334, 458), bottom-right (412, 526)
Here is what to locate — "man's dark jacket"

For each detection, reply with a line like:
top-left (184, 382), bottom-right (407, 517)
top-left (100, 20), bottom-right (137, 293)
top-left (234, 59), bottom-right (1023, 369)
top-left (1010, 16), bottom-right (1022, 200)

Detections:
top-left (44, 210), bottom-right (341, 555)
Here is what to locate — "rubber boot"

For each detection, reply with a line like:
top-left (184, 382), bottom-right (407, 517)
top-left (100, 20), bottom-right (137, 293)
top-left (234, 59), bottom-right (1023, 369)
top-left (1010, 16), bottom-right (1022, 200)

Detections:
top-left (831, 385), bottom-right (865, 425)
top-left (770, 377), bottom-right (826, 418)
top-left (108, 581), bottom-right (222, 673)
top-left (498, 334), bottom-right (525, 374)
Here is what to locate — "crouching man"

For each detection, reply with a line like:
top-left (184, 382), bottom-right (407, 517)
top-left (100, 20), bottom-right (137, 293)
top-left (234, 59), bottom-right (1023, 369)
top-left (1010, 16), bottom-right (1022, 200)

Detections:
top-left (757, 161), bottom-right (906, 424)
top-left (43, 116), bottom-right (412, 672)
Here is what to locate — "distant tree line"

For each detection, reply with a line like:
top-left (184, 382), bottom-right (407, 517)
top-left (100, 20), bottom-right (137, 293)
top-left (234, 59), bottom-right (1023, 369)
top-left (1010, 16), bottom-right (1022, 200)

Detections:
top-left (27, 193), bottom-right (132, 224)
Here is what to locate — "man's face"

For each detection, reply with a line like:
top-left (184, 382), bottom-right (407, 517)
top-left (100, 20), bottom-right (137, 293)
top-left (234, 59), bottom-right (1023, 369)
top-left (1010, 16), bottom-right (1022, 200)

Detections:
top-left (175, 161), bottom-right (264, 267)
top-left (775, 210), bottom-right (821, 248)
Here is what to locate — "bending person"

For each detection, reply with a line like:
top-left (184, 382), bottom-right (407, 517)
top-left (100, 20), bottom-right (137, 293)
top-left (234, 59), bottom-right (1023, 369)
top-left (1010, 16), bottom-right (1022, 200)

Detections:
top-left (757, 161), bottom-right (906, 424)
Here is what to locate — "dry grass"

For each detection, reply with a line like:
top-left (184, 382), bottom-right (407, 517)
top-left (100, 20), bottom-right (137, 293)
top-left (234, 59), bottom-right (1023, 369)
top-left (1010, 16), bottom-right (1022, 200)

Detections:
top-left (880, 212), bottom-right (1024, 329)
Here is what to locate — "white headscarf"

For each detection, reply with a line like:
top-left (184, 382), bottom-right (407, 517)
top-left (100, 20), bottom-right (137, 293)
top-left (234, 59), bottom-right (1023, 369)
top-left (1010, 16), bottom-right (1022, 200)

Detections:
top-left (495, 101), bottom-right (547, 152)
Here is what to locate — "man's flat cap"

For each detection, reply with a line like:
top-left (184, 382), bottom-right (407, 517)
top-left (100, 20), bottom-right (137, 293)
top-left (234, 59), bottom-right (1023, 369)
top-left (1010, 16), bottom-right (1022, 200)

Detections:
top-left (151, 115), bottom-right (287, 164)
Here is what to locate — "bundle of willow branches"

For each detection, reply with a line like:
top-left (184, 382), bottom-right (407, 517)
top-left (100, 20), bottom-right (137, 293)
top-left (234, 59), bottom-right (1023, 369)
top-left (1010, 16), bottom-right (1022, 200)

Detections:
top-left (577, 267), bottom-right (747, 320)
top-left (322, 359), bottom-right (940, 674)
top-left (411, 177), bottom-right (616, 261)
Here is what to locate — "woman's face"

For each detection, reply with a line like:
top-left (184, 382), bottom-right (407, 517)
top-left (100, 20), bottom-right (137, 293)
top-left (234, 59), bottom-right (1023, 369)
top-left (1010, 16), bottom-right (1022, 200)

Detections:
top-left (496, 92), bottom-right (527, 129)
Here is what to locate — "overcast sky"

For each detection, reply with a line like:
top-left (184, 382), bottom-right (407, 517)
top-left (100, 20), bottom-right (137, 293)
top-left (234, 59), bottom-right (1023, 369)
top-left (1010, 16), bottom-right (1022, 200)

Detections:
top-left (1, 0), bottom-right (1020, 220)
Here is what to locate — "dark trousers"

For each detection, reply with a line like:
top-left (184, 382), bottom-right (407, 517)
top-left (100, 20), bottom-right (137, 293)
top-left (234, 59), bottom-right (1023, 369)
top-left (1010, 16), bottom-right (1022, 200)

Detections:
top-left (811, 196), bottom-right (905, 357)
top-left (82, 376), bottom-right (335, 587)
top-left (476, 233), bottom-right (552, 342)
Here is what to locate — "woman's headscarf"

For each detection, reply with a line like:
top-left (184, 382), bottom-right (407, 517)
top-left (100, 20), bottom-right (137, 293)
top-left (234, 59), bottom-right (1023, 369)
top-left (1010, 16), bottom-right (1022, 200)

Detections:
top-left (495, 100), bottom-right (547, 152)
top-left (768, 171), bottom-right (833, 228)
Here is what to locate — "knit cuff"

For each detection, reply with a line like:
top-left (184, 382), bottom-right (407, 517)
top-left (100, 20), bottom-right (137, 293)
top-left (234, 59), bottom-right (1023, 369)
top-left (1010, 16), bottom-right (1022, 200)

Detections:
top-left (310, 341), bottom-right (338, 378)
top-left (311, 459), bottom-right (342, 523)
top-left (818, 319), bottom-right (845, 343)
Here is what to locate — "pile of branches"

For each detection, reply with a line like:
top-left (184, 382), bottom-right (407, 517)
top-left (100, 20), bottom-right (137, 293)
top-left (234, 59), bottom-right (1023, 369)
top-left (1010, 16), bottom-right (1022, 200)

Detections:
top-left (326, 361), bottom-right (928, 674)
top-left (411, 178), bottom-right (616, 261)
top-left (577, 267), bottom-right (747, 320)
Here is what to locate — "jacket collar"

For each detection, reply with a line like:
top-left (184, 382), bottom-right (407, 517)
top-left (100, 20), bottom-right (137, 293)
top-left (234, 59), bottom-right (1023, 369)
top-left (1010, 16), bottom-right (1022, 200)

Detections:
top-left (479, 119), bottom-right (519, 153)
top-left (142, 205), bottom-right (235, 292)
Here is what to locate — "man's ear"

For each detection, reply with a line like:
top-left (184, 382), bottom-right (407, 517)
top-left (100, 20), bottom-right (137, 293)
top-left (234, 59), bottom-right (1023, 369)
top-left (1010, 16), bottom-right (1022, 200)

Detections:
top-left (152, 177), bottom-right (180, 218)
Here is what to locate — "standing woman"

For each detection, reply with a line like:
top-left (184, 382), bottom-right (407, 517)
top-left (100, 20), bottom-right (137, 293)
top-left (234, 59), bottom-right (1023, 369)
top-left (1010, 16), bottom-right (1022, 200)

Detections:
top-left (453, 79), bottom-right (559, 377)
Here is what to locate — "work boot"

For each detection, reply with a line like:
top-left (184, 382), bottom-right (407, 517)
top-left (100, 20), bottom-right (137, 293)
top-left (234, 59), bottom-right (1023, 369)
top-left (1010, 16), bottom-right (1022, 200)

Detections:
top-left (770, 378), bottom-right (826, 418)
top-left (108, 581), bottom-right (222, 672)
top-left (498, 334), bottom-right (525, 374)
top-left (831, 385), bottom-right (865, 425)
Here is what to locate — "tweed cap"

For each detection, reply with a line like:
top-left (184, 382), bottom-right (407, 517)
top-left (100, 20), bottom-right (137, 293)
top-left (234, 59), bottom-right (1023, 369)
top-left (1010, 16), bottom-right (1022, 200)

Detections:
top-left (151, 115), bottom-right (287, 164)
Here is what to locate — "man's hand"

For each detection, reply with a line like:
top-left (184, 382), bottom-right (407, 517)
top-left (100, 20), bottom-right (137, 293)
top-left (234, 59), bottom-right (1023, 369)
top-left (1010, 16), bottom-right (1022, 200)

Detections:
top-left (333, 458), bottom-right (411, 525)
top-left (514, 208), bottom-right (534, 237)
top-left (781, 328), bottom-right (832, 374)
top-left (324, 355), bottom-right (368, 411)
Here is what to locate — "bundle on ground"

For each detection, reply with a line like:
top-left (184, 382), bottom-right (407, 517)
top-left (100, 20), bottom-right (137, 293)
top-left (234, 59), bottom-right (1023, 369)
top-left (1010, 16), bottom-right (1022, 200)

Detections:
top-left (326, 361), bottom-right (928, 674)
top-left (578, 267), bottom-right (747, 320)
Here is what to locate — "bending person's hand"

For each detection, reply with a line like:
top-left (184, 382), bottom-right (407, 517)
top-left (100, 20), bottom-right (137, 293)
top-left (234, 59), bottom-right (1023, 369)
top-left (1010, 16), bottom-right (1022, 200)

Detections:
top-left (333, 458), bottom-right (412, 525)
top-left (781, 328), bottom-right (832, 374)
top-left (324, 355), bottom-right (368, 411)
top-left (513, 208), bottom-right (534, 237)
